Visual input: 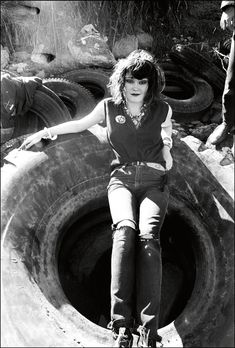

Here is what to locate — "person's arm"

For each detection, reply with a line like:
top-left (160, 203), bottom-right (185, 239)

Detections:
top-left (161, 105), bottom-right (173, 170)
top-left (19, 99), bottom-right (106, 150)
top-left (220, 1), bottom-right (234, 31)
top-left (161, 105), bottom-right (173, 149)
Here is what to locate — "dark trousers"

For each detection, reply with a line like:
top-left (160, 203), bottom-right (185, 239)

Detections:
top-left (107, 164), bottom-right (169, 339)
top-left (222, 31), bottom-right (235, 128)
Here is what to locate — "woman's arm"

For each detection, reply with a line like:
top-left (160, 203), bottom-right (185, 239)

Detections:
top-left (19, 100), bottom-right (106, 149)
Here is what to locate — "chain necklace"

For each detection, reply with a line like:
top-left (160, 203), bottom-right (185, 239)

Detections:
top-left (123, 103), bottom-right (147, 127)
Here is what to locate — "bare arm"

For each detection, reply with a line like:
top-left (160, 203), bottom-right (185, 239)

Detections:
top-left (47, 100), bottom-right (105, 136)
top-left (19, 100), bottom-right (106, 149)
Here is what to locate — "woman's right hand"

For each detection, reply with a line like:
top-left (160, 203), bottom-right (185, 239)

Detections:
top-left (19, 129), bottom-right (45, 150)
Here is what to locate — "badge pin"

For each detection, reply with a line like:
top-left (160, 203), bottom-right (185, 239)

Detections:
top-left (115, 115), bottom-right (126, 124)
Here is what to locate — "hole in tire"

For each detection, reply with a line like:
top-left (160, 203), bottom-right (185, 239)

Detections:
top-left (58, 205), bottom-right (196, 329)
top-left (163, 78), bottom-right (194, 99)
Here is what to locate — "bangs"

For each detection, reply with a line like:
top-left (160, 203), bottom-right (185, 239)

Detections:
top-left (127, 61), bottom-right (154, 80)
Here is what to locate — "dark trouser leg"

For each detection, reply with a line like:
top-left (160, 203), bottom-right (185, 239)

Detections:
top-left (136, 238), bottom-right (162, 342)
top-left (222, 31), bottom-right (235, 128)
top-left (136, 186), bottom-right (169, 342)
top-left (108, 182), bottom-right (137, 332)
top-left (110, 226), bottom-right (136, 332)
top-left (207, 32), bottom-right (235, 145)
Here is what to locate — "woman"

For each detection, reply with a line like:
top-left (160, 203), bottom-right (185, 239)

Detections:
top-left (19, 49), bottom-right (173, 348)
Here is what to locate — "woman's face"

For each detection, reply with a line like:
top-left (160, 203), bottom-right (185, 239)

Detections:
top-left (123, 72), bottom-right (149, 104)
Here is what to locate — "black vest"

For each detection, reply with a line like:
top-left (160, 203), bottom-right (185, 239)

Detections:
top-left (104, 98), bottom-right (169, 170)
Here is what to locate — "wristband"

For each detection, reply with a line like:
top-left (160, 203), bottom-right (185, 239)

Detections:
top-left (163, 142), bottom-right (172, 149)
top-left (43, 127), bottom-right (57, 140)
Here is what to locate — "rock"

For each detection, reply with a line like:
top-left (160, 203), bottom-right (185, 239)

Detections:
top-left (137, 32), bottom-right (153, 50)
top-left (190, 124), bottom-right (218, 141)
top-left (209, 101), bottom-right (222, 123)
top-left (68, 29), bottom-right (116, 68)
top-left (36, 70), bottom-right (46, 78)
top-left (80, 24), bottom-right (99, 36)
top-left (30, 44), bottom-right (55, 65)
top-left (112, 31), bottom-right (153, 59)
top-left (190, 120), bottom-right (203, 125)
top-left (1, 45), bottom-right (10, 68)
top-left (10, 62), bottom-right (28, 73)
top-left (31, 53), bottom-right (56, 64)
top-left (12, 51), bottom-right (31, 62)
top-left (201, 111), bottom-right (211, 123)
top-left (112, 35), bottom-right (138, 59)
top-left (220, 152), bottom-right (234, 166)
top-left (210, 111), bottom-right (222, 124)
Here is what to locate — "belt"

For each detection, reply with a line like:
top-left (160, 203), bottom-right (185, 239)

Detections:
top-left (129, 161), bottom-right (166, 171)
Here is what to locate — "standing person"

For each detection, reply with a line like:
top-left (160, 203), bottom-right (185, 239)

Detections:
top-left (206, 1), bottom-right (234, 150)
top-left (19, 49), bottom-right (173, 348)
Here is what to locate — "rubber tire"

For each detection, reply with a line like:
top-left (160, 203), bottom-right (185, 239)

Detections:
top-left (159, 60), bottom-right (183, 73)
top-left (12, 84), bottom-right (72, 138)
top-left (60, 69), bottom-right (111, 101)
top-left (1, 131), bottom-right (233, 347)
top-left (43, 78), bottom-right (96, 119)
top-left (169, 44), bottom-right (226, 93)
top-left (162, 71), bottom-right (214, 122)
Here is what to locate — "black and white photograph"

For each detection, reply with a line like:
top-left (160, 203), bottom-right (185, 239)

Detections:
top-left (1, 1), bottom-right (234, 347)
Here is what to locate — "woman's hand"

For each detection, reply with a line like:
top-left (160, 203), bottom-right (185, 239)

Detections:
top-left (162, 145), bottom-right (173, 171)
top-left (19, 129), bottom-right (45, 150)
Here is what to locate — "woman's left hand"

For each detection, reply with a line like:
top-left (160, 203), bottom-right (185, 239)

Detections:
top-left (162, 145), bottom-right (173, 170)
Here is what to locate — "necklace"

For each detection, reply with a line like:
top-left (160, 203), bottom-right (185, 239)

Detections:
top-left (123, 103), bottom-right (147, 127)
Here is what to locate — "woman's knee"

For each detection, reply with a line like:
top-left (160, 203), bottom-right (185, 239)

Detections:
top-left (113, 219), bottom-right (137, 231)
top-left (112, 220), bottom-right (137, 245)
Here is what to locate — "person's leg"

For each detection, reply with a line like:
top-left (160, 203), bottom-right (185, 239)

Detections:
top-left (108, 185), bottom-right (137, 344)
top-left (222, 31), bottom-right (234, 128)
top-left (207, 32), bottom-right (234, 145)
top-left (135, 185), bottom-right (169, 345)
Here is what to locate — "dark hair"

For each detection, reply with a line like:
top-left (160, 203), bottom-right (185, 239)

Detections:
top-left (108, 49), bottom-right (165, 105)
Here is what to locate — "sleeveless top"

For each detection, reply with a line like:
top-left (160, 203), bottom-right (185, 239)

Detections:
top-left (104, 97), bottom-right (170, 170)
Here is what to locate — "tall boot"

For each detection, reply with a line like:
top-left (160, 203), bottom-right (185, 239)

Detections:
top-left (110, 226), bottom-right (136, 336)
top-left (135, 238), bottom-right (162, 343)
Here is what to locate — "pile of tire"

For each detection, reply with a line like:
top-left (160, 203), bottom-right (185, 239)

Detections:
top-left (1, 72), bottom-right (105, 160)
top-left (169, 44), bottom-right (226, 93)
top-left (159, 44), bottom-right (226, 122)
top-left (0, 73), bottom-right (73, 143)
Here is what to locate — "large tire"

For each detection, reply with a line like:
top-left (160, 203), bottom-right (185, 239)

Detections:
top-left (60, 69), bottom-right (111, 101)
top-left (162, 71), bottom-right (214, 122)
top-left (1, 131), bottom-right (233, 347)
top-left (159, 60), bottom-right (183, 73)
top-left (169, 44), bottom-right (226, 93)
top-left (43, 78), bottom-right (96, 119)
top-left (9, 84), bottom-right (72, 139)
